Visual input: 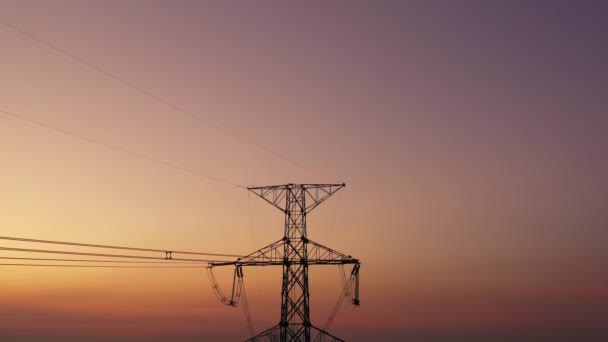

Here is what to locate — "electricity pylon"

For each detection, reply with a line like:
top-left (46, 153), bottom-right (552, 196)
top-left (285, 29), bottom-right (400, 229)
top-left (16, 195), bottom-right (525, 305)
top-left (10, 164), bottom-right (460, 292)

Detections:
top-left (209, 183), bottom-right (360, 342)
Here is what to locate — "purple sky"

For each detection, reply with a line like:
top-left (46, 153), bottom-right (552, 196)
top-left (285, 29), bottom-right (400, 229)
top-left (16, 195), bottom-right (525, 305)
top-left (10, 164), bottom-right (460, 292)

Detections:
top-left (1, 1), bottom-right (607, 341)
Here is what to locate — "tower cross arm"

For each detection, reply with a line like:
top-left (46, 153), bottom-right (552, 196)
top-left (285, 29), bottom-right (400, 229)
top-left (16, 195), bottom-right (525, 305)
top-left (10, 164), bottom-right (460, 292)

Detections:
top-left (209, 238), bottom-right (359, 267)
top-left (247, 183), bottom-right (345, 214)
top-left (247, 185), bottom-right (290, 212)
top-left (209, 239), bottom-right (285, 267)
top-left (306, 239), bottom-right (359, 265)
top-left (301, 183), bottom-right (346, 213)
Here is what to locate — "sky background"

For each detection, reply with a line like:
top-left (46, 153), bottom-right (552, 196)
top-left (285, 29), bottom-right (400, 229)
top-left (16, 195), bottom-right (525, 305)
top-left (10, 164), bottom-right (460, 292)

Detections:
top-left (1, 0), bottom-right (607, 341)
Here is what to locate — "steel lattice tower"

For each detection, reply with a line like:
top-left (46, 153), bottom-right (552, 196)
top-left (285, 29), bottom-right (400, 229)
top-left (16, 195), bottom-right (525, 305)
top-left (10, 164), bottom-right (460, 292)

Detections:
top-left (209, 183), bottom-right (360, 342)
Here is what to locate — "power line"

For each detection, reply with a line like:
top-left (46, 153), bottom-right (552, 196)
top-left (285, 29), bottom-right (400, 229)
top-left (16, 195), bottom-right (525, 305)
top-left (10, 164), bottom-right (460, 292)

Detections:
top-left (0, 246), bottom-right (226, 263)
top-left (0, 235), bottom-right (243, 258)
top-left (0, 263), bottom-right (202, 268)
top-left (0, 107), bottom-right (244, 188)
top-left (0, 257), bottom-right (203, 264)
top-left (0, 18), bottom-right (336, 182)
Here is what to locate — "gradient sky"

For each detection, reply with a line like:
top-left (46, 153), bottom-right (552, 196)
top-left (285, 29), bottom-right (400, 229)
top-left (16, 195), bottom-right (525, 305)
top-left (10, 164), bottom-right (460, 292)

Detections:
top-left (1, 1), bottom-right (607, 341)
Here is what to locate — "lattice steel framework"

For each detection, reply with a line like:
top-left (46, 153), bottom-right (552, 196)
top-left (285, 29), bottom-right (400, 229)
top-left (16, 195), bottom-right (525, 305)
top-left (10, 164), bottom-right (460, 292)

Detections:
top-left (210, 183), bottom-right (360, 342)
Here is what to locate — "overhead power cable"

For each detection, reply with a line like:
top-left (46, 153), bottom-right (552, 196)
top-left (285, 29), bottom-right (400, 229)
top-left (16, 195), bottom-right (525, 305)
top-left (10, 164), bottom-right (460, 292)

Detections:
top-left (0, 107), bottom-right (244, 188)
top-left (0, 257), bottom-right (203, 264)
top-left (0, 263), bottom-right (202, 268)
top-left (0, 18), bottom-right (336, 182)
top-left (0, 235), bottom-right (243, 258)
top-left (0, 246), bottom-right (226, 263)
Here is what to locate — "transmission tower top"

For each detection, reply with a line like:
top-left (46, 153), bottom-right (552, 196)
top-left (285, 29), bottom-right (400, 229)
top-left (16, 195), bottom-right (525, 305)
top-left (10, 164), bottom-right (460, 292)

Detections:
top-left (209, 183), bottom-right (360, 342)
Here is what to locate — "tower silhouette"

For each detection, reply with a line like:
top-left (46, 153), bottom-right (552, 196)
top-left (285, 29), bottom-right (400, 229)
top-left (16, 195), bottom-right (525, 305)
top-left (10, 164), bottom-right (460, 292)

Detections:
top-left (209, 183), bottom-right (360, 341)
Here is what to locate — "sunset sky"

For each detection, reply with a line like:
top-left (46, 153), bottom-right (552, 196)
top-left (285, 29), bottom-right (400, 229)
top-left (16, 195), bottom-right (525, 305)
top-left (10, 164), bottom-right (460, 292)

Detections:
top-left (1, 1), bottom-right (607, 341)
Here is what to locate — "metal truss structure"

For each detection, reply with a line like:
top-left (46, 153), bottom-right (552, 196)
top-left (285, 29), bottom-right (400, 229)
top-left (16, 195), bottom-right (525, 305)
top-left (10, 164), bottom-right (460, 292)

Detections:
top-left (209, 184), bottom-right (360, 342)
